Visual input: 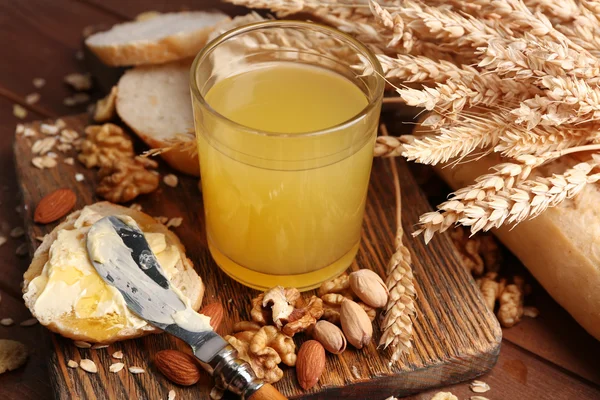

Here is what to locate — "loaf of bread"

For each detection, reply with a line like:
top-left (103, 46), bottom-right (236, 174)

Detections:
top-left (436, 154), bottom-right (600, 340)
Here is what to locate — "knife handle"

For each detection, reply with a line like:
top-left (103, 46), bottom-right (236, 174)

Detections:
top-left (247, 383), bottom-right (287, 400)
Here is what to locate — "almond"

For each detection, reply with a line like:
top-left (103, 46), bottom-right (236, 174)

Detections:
top-left (312, 320), bottom-right (346, 354)
top-left (154, 350), bottom-right (201, 386)
top-left (296, 340), bottom-right (325, 390)
top-left (34, 188), bottom-right (76, 224)
top-left (199, 303), bottom-right (224, 331)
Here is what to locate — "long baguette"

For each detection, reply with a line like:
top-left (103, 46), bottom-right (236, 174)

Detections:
top-left (435, 154), bottom-right (600, 340)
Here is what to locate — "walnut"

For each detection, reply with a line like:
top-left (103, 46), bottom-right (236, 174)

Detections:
top-left (280, 296), bottom-right (323, 337)
top-left (225, 325), bottom-right (297, 384)
top-left (450, 227), bottom-right (502, 276)
top-left (250, 326), bottom-right (296, 367)
top-left (225, 334), bottom-right (283, 384)
top-left (96, 156), bottom-right (159, 203)
top-left (476, 272), bottom-right (505, 311)
top-left (497, 276), bottom-right (524, 328)
top-left (318, 273), bottom-right (350, 296)
top-left (78, 123), bottom-right (134, 168)
top-left (233, 321), bottom-right (262, 333)
top-left (479, 235), bottom-right (502, 273)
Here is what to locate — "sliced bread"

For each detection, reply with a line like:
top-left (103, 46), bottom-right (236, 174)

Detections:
top-left (85, 11), bottom-right (229, 66)
top-left (23, 202), bottom-right (205, 343)
top-left (116, 60), bottom-right (199, 176)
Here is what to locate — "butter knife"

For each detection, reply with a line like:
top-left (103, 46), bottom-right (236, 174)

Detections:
top-left (87, 215), bottom-right (287, 400)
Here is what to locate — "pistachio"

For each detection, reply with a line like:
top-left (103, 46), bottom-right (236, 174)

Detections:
top-left (312, 320), bottom-right (347, 354)
top-left (340, 298), bottom-right (373, 349)
top-left (349, 269), bottom-right (389, 308)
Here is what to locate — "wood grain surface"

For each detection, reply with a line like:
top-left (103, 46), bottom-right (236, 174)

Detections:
top-left (14, 115), bottom-right (501, 399)
top-left (0, 1), bottom-right (599, 400)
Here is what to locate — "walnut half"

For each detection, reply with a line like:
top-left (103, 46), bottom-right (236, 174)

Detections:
top-left (96, 156), bottom-right (159, 203)
top-left (78, 123), bottom-right (134, 168)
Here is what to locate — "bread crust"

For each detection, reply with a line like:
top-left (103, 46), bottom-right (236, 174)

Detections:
top-left (436, 154), bottom-right (600, 340)
top-left (85, 13), bottom-right (229, 66)
top-left (23, 202), bottom-right (204, 343)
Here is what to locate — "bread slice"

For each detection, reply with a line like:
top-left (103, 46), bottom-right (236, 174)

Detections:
top-left (436, 154), bottom-right (600, 340)
top-left (85, 11), bottom-right (229, 66)
top-left (23, 202), bottom-right (204, 343)
top-left (116, 60), bottom-right (199, 176)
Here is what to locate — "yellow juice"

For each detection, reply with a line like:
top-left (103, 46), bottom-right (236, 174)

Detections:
top-left (195, 62), bottom-right (379, 290)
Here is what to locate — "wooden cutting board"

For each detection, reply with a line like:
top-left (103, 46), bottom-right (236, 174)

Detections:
top-left (13, 114), bottom-right (501, 399)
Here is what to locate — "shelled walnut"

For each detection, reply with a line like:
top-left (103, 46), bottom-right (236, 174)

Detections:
top-left (225, 325), bottom-right (297, 384)
top-left (78, 123), bottom-right (134, 168)
top-left (96, 156), bottom-right (159, 203)
top-left (250, 286), bottom-right (323, 336)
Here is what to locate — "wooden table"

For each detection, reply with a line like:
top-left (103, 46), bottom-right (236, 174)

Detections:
top-left (0, 1), bottom-right (598, 399)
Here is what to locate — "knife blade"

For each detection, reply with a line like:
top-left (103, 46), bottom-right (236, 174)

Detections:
top-left (86, 215), bottom-right (287, 400)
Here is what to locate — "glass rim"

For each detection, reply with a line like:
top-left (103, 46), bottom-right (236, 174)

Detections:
top-left (189, 19), bottom-right (385, 138)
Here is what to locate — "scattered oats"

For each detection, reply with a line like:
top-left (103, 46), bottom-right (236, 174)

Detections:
top-left (129, 204), bottom-right (142, 211)
top-left (31, 156), bottom-right (57, 169)
top-left (40, 123), bottom-right (59, 135)
top-left (155, 216), bottom-right (168, 224)
top-left (67, 360), bottom-right (78, 368)
top-left (91, 344), bottom-right (108, 350)
top-left (163, 174), bottom-right (178, 187)
top-left (75, 173), bottom-right (85, 182)
top-left (15, 243), bottom-right (28, 256)
top-left (166, 217), bottom-right (183, 228)
top-left (74, 341), bottom-right (92, 349)
top-left (23, 127), bottom-right (36, 137)
top-left (470, 397), bottom-right (490, 400)
top-left (431, 393), bottom-right (458, 400)
top-left (470, 380), bottom-right (490, 393)
top-left (35, 236), bottom-right (45, 242)
top-left (209, 387), bottom-right (224, 400)
top-left (46, 152), bottom-right (58, 159)
top-left (19, 318), bottom-right (38, 327)
top-left (168, 390), bottom-right (176, 400)
top-left (55, 119), bottom-right (66, 129)
top-left (13, 104), bottom-right (27, 119)
top-left (79, 359), bottom-right (97, 373)
top-left (109, 362), bottom-right (124, 373)
top-left (25, 93), bottom-right (40, 105)
top-left (0, 236), bottom-right (7, 247)
top-left (523, 306), bottom-right (540, 318)
top-left (10, 226), bottom-right (24, 238)
top-left (31, 137), bottom-right (56, 155)
top-left (75, 50), bottom-right (84, 61)
top-left (60, 129), bottom-right (79, 143)
top-left (32, 78), bottom-right (46, 89)
top-left (63, 157), bottom-right (74, 165)
top-left (64, 93), bottom-right (90, 107)
top-left (351, 365), bottom-right (361, 379)
top-left (64, 73), bottom-right (92, 91)
top-left (112, 351), bottom-right (123, 359)
top-left (15, 124), bottom-right (25, 135)
top-left (128, 366), bottom-right (145, 374)
top-left (0, 318), bottom-right (14, 326)
top-left (57, 143), bottom-right (73, 152)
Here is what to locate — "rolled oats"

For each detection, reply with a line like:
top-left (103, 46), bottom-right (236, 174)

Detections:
top-left (128, 366), bottom-right (145, 374)
top-left (32, 78), bottom-right (46, 89)
top-left (470, 380), bottom-right (490, 393)
top-left (163, 174), bottom-right (178, 188)
top-left (13, 104), bottom-right (27, 119)
top-left (25, 93), bottom-right (40, 105)
top-left (109, 362), bottom-right (124, 373)
top-left (64, 73), bottom-right (92, 91)
top-left (79, 359), bottom-right (97, 373)
top-left (0, 318), bottom-right (14, 326)
top-left (63, 157), bottom-right (74, 165)
top-left (40, 123), bottom-right (59, 135)
top-left (67, 360), bottom-right (78, 368)
top-left (31, 137), bottom-right (56, 155)
top-left (9, 227), bottom-right (24, 238)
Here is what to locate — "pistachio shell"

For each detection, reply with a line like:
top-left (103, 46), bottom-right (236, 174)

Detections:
top-left (313, 320), bottom-right (347, 354)
top-left (340, 298), bottom-right (373, 349)
top-left (349, 269), bottom-right (389, 308)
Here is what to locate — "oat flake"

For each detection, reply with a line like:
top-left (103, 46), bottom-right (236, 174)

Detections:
top-left (79, 359), bottom-right (98, 373)
top-left (10, 227), bottom-right (25, 238)
top-left (32, 78), bottom-right (46, 89)
top-left (470, 380), bottom-right (490, 393)
top-left (128, 366), bottom-right (145, 374)
top-left (0, 236), bottom-right (7, 247)
top-left (20, 318), bottom-right (38, 327)
top-left (91, 344), bottom-right (108, 350)
top-left (168, 390), bottom-right (176, 400)
top-left (112, 351), bottom-right (123, 359)
top-left (13, 104), bottom-right (27, 119)
top-left (25, 93), bottom-right (40, 105)
top-left (109, 362), bottom-right (124, 373)
top-left (0, 318), bottom-right (14, 326)
top-left (67, 360), bottom-right (78, 368)
top-left (74, 341), bottom-right (92, 349)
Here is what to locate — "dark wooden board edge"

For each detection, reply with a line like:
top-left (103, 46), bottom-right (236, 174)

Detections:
top-left (13, 114), bottom-right (501, 399)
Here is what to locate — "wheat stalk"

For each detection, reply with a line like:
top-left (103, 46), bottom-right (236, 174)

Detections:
top-left (378, 123), bottom-right (416, 362)
top-left (414, 154), bottom-right (600, 241)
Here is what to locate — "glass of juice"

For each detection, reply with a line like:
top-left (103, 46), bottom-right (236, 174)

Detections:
top-left (190, 20), bottom-right (384, 291)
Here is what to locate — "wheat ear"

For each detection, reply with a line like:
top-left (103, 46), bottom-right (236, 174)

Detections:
top-left (378, 124), bottom-right (416, 362)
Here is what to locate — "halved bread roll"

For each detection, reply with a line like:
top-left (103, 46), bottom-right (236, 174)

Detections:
top-left (116, 60), bottom-right (199, 176)
top-left (85, 11), bottom-right (229, 66)
top-left (23, 202), bottom-right (204, 343)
